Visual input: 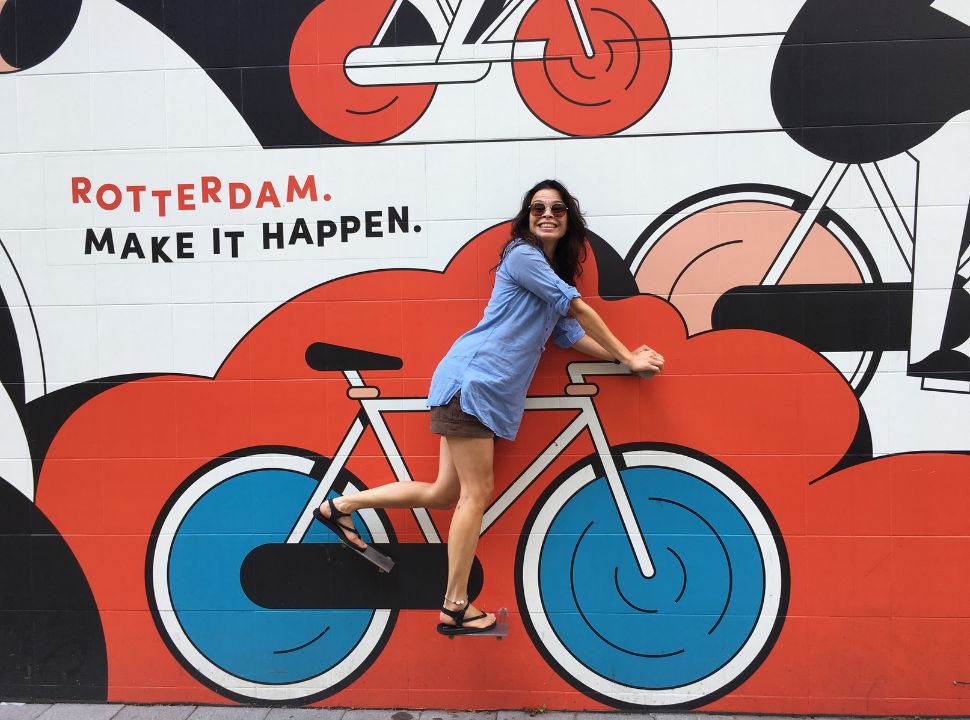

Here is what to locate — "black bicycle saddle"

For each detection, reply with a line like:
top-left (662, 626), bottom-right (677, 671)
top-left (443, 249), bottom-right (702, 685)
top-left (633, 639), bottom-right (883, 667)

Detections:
top-left (771, 0), bottom-right (970, 163)
top-left (305, 342), bottom-right (403, 372)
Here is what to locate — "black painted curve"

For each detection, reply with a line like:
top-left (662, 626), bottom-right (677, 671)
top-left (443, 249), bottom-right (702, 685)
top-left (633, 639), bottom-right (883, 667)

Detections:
top-left (0, 281), bottom-right (25, 411)
top-left (587, 231), bottom-right (639, 301)
top-left (0, 0), bottom-right (83, 71)
top-left (23, 374), bottom-right (158, 483)
top-left (0, 478), bottom-right (107, 701)
top-left (771, 0), bottom-right (970, 163)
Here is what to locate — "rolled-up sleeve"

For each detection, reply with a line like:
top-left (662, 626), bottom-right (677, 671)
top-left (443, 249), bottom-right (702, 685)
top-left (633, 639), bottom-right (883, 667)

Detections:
top-left (504, 244), bottom-right (580, 316)
top-left (552, 316), bottom-right (585, 348)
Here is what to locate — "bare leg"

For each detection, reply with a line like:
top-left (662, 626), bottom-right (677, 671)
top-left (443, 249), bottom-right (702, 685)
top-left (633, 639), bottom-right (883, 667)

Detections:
top-left (439, 435), bottom-right (496, 630)
top-left (319, 437), bottom-right (460, 549)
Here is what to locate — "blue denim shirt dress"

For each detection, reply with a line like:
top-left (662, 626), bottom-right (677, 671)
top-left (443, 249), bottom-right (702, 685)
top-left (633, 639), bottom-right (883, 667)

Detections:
top-left (427, 240), bottom-right (585, 440)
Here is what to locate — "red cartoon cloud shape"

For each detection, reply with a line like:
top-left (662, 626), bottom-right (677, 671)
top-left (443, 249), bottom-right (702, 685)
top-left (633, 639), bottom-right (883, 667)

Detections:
top-left (37, 223), bottom-right (863, 708)
top-left (721, 452), bottom-right (970, 716)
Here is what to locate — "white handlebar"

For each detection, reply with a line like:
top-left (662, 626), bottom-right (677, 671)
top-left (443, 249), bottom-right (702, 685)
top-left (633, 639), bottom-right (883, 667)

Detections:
top-left (566, 361), bottom-right (634, 384)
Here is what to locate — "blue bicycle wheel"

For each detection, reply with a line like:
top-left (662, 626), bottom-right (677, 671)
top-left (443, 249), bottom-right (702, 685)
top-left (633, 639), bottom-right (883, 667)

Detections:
top-left (518, 445), bottom-right (786, 708)
top-left (149, 449), bottom-right (395, 703)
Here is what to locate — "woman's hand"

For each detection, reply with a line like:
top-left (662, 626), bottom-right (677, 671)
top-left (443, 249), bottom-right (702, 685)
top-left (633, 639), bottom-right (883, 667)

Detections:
top-left (627, 345), bottom-right (664, 377)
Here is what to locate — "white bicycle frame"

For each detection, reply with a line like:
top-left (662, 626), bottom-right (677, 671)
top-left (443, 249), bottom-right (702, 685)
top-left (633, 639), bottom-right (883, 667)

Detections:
top-left (346, 0), bottom-right (594, 86)
top-left (286, 360), bottom-right (657, 578)
top-left (762, 158), bottom-right (970, 394)
top-left (762, 159), bottom-right (970, 285)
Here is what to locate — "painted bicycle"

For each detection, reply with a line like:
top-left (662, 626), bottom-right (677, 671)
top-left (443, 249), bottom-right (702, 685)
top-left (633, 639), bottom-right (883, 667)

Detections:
top-left (628, 0), bottom-right (970, 395)
top-left (147, 342), bottom-right (787, 709)
top-left (289, 0), bottom-right (672, 142)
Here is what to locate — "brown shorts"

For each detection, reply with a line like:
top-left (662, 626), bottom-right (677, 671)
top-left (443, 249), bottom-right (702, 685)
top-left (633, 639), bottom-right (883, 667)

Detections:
top-left (429, 392), bottom-right (494, 438)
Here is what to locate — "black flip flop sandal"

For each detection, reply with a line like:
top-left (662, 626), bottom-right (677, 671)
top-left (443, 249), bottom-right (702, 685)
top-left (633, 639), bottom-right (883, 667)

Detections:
top-left (436, 600), bottom-right (497, 636)
top-left (312, 498), bottom-right (368, 553)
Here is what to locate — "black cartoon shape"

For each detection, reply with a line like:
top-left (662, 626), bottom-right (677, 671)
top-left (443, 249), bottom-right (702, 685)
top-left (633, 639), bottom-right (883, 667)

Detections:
top-left (0, 282), bottom-right (26, 412)
top-left (115, 0), bottom-right (435, 147)
top-left (587, 231), bottom-right (640, 301)
top-left (116, 0), bottom-right (324, 146)
top-left (22, 374), bottom-right (156, 484)
top-left (768, 0), bottom-right (970, 389)
top-left (771, 0), bottom-right (970, 164)
top-left (714, 280), bottom-right (970, 357)
top-left (0, 0), bottom-right (83, 73)
top-left (0, 478), bottom-right (107, 701)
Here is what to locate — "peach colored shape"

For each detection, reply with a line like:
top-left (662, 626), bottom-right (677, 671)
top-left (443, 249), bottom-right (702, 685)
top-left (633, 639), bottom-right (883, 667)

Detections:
top-left (635, 202), bottom-right (866, 334)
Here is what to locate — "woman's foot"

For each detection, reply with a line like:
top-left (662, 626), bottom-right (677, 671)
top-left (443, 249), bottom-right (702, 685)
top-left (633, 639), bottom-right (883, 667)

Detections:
top-left (438, 598), bottom-right (495, 631)
top-left (318, 498), bottom-right (367, 550)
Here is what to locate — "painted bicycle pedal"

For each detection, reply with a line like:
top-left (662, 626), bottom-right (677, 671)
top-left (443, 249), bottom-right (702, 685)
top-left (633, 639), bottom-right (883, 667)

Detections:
top-left (355, 544), bottom-right (395, 573)
top-left (241, 543), bottom-right (483, 609)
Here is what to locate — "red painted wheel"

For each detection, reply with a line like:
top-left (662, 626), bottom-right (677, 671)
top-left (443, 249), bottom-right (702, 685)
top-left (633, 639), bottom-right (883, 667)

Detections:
top-left (289, 0), bottom-right (436, 143)
top-left (513, 0), bottom-right (671, 137)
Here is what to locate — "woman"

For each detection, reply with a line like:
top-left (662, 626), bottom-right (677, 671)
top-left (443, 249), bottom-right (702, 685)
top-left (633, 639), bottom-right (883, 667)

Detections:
top-left (315, 180), bottom-right (664, 635)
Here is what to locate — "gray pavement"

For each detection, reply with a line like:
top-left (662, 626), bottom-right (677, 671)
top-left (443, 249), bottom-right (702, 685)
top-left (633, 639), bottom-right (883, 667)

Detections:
top-left (1, 705), bottom-right (965, 720)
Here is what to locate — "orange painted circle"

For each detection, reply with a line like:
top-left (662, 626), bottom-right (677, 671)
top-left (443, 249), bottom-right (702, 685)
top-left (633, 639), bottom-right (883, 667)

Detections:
top-left (289, 0), bottom-right (436, 143)
top-left (513, 0), bottom-right (671, 137)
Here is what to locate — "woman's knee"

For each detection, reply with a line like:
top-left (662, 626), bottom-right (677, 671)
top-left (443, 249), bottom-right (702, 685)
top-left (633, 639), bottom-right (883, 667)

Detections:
top-left (427, 482), bottom-right (460, 510)
top-left (458, 477), bottom-right (494, 508)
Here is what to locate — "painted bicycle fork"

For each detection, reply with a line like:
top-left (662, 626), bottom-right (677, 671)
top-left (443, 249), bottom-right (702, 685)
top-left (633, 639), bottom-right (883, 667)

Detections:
top-left (285, 361), bottom-right (657, 579)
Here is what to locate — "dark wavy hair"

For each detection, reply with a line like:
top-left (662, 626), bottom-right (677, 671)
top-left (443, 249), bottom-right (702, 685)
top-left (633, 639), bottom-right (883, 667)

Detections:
top-left (501, 179), bottom-right (588, 286)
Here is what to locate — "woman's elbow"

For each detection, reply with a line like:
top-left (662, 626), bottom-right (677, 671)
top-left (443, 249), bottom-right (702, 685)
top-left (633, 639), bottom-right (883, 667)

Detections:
top-left (569, 297), bottom-right (589, 319)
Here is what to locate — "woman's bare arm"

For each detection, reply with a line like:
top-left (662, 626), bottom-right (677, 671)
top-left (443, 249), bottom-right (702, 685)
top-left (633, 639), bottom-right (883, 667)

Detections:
top-left (569, 298), bottom-right (664, 375)
top-left (571, 334), bottom-right (613, 360)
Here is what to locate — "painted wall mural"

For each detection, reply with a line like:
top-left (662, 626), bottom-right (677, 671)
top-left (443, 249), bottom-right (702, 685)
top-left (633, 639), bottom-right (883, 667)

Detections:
top-left (1, 0), bottom-right (969, 714)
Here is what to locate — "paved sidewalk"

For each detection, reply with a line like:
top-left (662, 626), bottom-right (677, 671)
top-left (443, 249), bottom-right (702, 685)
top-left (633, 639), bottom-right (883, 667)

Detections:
top-left (2, 705), bottom-right (957, 720)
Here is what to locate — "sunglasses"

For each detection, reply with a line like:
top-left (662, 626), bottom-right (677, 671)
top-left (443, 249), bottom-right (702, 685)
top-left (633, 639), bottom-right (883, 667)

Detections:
top-left (529, 202), bottom-right (568, 217)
